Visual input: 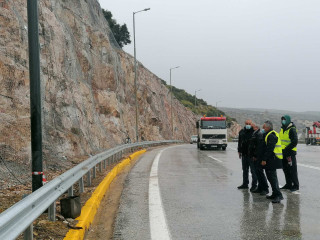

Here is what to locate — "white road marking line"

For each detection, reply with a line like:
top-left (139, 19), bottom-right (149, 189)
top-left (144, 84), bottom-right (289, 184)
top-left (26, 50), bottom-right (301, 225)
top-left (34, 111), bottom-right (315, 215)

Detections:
top-left (298, 163), bottom-right (320, 171)
top-left (208, 156), bottom-right (223, 163)
top-left (149, 149), bottom-right (171, 240)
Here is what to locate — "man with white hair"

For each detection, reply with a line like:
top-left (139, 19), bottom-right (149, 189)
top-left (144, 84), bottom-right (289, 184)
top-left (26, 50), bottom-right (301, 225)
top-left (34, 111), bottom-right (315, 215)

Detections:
top-left (261, 120), bottom-right (283, 203)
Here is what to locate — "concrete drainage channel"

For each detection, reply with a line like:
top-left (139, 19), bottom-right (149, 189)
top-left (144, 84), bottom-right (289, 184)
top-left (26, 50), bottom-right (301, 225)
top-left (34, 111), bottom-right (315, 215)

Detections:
top-left (0, 141), bottom-right (181, 240)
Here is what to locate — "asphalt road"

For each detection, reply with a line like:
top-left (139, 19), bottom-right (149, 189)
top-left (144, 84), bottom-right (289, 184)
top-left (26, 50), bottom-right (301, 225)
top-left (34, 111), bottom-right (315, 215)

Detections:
top-left (111, 143), bottom-right (320, 240)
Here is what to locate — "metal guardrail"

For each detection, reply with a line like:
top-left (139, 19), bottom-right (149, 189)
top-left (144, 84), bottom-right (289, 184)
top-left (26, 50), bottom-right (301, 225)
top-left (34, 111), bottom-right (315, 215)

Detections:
top-left (0, 140), bottom-right (181, 240)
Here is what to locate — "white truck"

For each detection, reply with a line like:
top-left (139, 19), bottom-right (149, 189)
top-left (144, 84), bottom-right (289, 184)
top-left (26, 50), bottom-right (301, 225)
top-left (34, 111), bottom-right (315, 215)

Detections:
top-left (196, 116), bottom-right (228, 150)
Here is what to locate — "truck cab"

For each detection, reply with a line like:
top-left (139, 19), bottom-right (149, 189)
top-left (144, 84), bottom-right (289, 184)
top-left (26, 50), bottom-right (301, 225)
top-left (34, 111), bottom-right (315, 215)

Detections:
top-left (196, 116), bottom-right (228, 150)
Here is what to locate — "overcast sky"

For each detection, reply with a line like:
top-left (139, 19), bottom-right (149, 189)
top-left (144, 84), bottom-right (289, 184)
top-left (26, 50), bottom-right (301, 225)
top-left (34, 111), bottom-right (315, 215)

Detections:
top-left (99, 0), bottom-right (319, 112)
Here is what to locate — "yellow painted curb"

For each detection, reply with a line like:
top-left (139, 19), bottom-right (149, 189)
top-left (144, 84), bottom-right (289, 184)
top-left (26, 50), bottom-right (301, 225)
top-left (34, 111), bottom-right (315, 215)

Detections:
top-left (64, 149), bottom-right (147, 240)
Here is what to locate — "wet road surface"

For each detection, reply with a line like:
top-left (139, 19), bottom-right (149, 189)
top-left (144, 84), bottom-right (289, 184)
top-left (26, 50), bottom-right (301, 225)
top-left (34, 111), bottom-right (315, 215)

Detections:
top-left (111, 143), bottom-right (320, 240)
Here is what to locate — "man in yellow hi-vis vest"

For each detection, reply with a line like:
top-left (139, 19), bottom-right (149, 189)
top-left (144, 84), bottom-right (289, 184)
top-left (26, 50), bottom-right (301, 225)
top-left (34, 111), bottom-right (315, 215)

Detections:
top-left (280, 115), bottom-right (299, 192)
top-left (261, 120), bottom-right (283, 203)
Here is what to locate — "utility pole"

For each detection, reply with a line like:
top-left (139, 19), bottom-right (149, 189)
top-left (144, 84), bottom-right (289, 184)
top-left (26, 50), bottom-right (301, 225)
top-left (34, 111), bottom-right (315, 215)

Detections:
top-left (27, 0), bottom-right (43, 192)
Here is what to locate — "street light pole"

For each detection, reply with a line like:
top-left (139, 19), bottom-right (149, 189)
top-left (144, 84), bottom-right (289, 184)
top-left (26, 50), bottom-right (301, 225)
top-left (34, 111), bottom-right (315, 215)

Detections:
top-left (216, 100), bottom-right (222, 109)
top-left (170, 66), bottom-right (180, 138)
top-left (133, 8), bottom-right (150, 143)
top-left (194, 89), bottom-right (201, 108)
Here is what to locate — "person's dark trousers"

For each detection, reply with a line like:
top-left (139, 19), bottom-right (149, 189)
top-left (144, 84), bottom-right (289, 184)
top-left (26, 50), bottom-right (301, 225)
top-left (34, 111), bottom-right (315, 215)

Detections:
top-left (265, 170), bottom-right (282, 197)
top-left (291, 155), bottom-right (299, 188)
top-left (254, 160), bottom-right (268, 191)
top-left (282, 158), bottom-right (292, 187)
top-left (242, 155), bottom-right (257, 187)
top-left (282, 155), bottom-right (299, 189)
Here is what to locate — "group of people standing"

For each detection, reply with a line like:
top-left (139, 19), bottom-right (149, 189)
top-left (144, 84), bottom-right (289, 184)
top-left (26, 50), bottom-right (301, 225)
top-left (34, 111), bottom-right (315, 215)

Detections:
top-left (237, 115), bottom-right (299, 203)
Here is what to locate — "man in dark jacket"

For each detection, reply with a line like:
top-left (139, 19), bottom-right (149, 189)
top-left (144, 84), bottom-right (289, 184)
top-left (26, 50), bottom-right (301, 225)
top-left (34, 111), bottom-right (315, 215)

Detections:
top-left (261, 120), bottom-right (283, 203)
top-left (248, 123), bottom-right (269, 195)
top-left (237, 119), bottom-right (257, 191)
top-left (280, 115), bottom-right (299, 191)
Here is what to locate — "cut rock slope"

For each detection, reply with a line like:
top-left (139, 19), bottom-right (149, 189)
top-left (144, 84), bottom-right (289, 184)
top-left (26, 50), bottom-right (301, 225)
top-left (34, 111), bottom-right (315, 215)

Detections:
top-left (0, 0), bottom-right (196, 188)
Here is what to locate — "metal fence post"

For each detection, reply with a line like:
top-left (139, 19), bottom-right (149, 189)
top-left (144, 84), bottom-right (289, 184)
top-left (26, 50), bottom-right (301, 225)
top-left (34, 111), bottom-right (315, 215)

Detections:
top-left (48, 201), bottom-right (56, 222)
top-left (24, 224), bottom-right (33, 240)
top-left (86, 171), bottom-right (91, 187)
top-left (79, 177), bottom-right (84, 193)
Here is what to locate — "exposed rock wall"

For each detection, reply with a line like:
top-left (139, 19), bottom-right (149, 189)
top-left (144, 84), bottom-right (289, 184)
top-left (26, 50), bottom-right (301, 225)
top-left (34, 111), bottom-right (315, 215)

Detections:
top-left (0, 0), bottom-right (196, 187)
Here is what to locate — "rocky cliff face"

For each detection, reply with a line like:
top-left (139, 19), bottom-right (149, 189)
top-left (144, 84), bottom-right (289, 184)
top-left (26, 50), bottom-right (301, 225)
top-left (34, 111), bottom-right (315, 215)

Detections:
top-left (0, 0), bottom-right (196, 187)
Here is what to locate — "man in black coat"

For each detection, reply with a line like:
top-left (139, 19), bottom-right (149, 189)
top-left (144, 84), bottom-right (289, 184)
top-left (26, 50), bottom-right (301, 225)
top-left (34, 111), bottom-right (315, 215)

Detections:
top-left (280, 115), bottom-right (299, 191)
top-left (237, 119), bottom-right (257, 191)
top-left (248, 123), bottom-right (269, 195)
top-left (261, 120), bottom-right (283, 203)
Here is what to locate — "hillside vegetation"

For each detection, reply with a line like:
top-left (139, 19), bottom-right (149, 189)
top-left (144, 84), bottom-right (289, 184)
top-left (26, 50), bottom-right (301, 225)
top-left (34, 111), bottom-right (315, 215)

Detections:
top-left (160, 80), bottom-right (236, 124)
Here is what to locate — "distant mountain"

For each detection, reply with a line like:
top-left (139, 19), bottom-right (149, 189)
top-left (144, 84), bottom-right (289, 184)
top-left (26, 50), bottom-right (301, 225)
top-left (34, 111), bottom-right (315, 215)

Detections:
top-left (221, 107), bottom-right (319, 139)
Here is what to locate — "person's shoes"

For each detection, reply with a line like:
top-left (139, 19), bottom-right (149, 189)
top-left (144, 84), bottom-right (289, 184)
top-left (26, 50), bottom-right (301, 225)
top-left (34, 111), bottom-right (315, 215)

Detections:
top-left (260, 190), bottom-right (269, 196)
top-left (266, 194), bottom-right (276, 199)
top-left (290, 186), bottom-right (299, 192)
top-left (250, 186), bottom-right (258, 192)
top-left (272, 195), bottom-right (283, 203)
top-left (280, 184), bottom-right (291, 190)
top-left (252, 188), bottom-right (262, 193)
top-left (237, 185), bottom-right (249, 189)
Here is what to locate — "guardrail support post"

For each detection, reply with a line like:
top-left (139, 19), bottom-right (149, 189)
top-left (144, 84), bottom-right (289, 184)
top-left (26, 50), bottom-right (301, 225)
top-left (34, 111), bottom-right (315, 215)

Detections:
top-left (24, 224), bottom-right (33, 240)
top-left (86, 171), bottom-right (91, 186)
top-left (48, 201), bottom-right (56, 221)
top-left (79, 177), bottom-right (84, 193)
top-left (68, 185), bottom-right (73, 197)
top-left (93, 166), bottom-right (96, 179)
top-left (99, 162), bottom-right (102, 172)
top-left (103, 159), bottom-right (106, 169)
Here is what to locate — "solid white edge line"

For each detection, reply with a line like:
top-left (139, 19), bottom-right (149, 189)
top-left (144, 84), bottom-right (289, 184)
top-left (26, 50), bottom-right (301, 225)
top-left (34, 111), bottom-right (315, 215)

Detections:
top-left (149, 149), bottom-right (171, 240)
top-left (298, 163), bottom-right (320, 171)
top-left (208, 156), bottom-right (223, 163)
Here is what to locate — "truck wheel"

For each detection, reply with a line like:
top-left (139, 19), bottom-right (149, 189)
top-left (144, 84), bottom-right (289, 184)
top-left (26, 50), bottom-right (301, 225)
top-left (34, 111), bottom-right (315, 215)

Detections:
top-left (222, 146), bottom-right (226, 151)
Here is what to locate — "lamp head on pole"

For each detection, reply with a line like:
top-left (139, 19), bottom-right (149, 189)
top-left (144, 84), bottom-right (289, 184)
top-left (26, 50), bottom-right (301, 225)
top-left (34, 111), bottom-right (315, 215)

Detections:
top-left (170, 66), bottom-right (180, 71)
top-left (134, 8), bottom-right (151, 14)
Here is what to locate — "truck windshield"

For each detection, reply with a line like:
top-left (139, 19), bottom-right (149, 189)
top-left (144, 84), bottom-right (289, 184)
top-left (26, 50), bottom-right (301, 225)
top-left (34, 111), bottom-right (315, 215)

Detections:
top-left (201, 120), bottom-right (226, 129)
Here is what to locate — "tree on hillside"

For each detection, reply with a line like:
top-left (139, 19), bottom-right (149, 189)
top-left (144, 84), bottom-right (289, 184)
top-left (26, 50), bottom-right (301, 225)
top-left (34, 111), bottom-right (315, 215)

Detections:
top-left (102, 9), bottom-right (131, 48)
